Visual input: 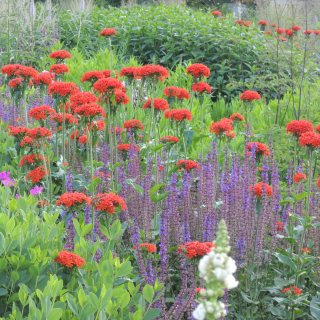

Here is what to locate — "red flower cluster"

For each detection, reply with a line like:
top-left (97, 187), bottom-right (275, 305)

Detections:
top-left (48, 81), bottom-right (78, 97)
top-left (2, 64), bottom-right (21, 77)
top-left (258, 20), bottom-right (268, 26)
top-left (55, 250), bottom-right (86, 268)
top-left (81, 71), bottom-right (104, 83)
top-left (93, 192), bottom-right (127, 214)
top-left (29, 105), bottom-right (55, 121)
top-left (137, 64), bottom-right (169, 81)
top-left (33, 72), bottom-right (54, 86)
top-left (20, 136), bottom-right (34, 147)
top-left (78, 135), bottom-right (88, 144)
top-left (177, 160), bottom-right (200, 171)
top-left (49, 64), bottom-right (69, 74)
top-left (160, 136), bottom-right (179, 144)
top-left (178, 241), bottom-right (215, 259)
top-left (230, 113), bottom-right (244, 122)
top-left (124, 119), bottom-right (144, 130)
top-left (26, 166), bottom-right (48, 184)
top-left (301, 247), bottom-right (311, 254)
top-left (56, 192), bottom-right (91, 207)
top-left (143, 98), bottom-right (169, 111)
top-left (164, 86), bottom-right (190, 100)
top-left (74, 103), bottom-right (104, 118)
top-left (293, 172), bottom-right (307, 183)
top-left (211, 10), bottom-right (222, 16)
top-left (191, 82), bottom-right (212, 94)
top-left (26, 127), bottom-right (52, 139)
top-left (120, 66), bottom-right (139, 79)
top-left (135, 243), bottom-right (157, 253)
top-left (70, 92), bottom-right (97, 111)
top-left (210, 118), bottom-right (233, 135)
top-left (114, 90), bottom-right (130, 104)
top-left (8, 126), bottom-right (28, 137)
top-left (292, 25), bottom-right (301, 31)
top-left (299, 131), bottom-right (320, 148)
top-left (49, 50), bottom-right (71, 60)
top-left (93, 77), bottom-right (124, 94)
top-left (286, 120), bottom-right (313, 137)
top-left (281, 286), bottom-right (302, 295)
top-left (19, 154), bottom-right (47, 167)
top-left (99, 28), bottom-right (117, 37)
top-left (240, 90), bottom-right (261, 101)
top-left (235, 20), bottom-right (252, 27)
top-left (51, 113), bottom-right (78, 125)
top-left (186, 63), bottom-right (210, 79)
top-left (14, 66), bottom-right (38, 79)
top-left (250, 182), bottom-right (273, 197)
top-left (276, 221), bottom-right (284, 232)
top-left (8, 78), bottom-right (22, 88)
top-left (117, 144), bottom-right (140, 153)
top-left (246, 142), bottom-right (270, 157)
top-left (275, 27), bottom-right (286, 34)
top-left (164, 109), bottom-right (192, 121)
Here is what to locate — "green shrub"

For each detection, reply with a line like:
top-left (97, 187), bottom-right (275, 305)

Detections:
top-left (58, 5), bottom-right (289, 100)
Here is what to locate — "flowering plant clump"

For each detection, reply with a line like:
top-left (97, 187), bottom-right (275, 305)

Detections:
top-left (19, 154), bottom-right (47, 167)
top-left (93, 193), bottom-right (127, 214)
top-left (178, 241), bottom-right (214, 259)
top-left (298, 131), bottom-right (320, 149)
top-left (123, 119), bottom-right (144, 131)
top-left (81, 71), bottom-right (104, 84)
top-left (93, 77), bottom-right (124, 94)
top-left (55, 250), bottom-right (86, 268)
top-left (48, 81), bottom-right (78, 99)
top-left (177, 160), bottom-right (200, 171)
top-left (164, 86), bottom-right (190, 100)
top-left (186, 63), bottom-right (210, 79)
top-left (70, 92), bottom-right (97, 111)
top-left (193, 220), bottom-right (238, 320)
top-left (49, 50), bottom-right (71, 61)
top-left (210, 118), bottom-right (233, 136)
top-left (49, 64), bottom-right (69, 75)
top-left (138, 64), bottom-right (169, 81)
top-left (191, 82), bottom-right (212, 94)
top-left (56, 192), bottom-right (91, 208)
top-left (29, 105), bottom-right (55, 121)
top-left (26, 166), bottom-right (48, 184)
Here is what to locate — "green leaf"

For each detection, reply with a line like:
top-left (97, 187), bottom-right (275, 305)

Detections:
top-left (47, 308), bottom-right (63, 320)
top-left (126, 179), bottom-right (144, 195)
top-left (143, 285), bottom-right (154, 304)
top-left (144, 309), bottom-right (161, 320)
top-left (18, 284), bottom-right (28, 306)
top-left (0, 232), bottom-right (6, 255)
top-left (116, 261), bottom-right (132, 278)
top-left (274, 252), bottom-right (297, 271)
top-left (150, 184), bottom-right (168, 203)
top-left (240, 291), bottom-right (259, 305)
top-left (310, 294), bottom-right (320, 319)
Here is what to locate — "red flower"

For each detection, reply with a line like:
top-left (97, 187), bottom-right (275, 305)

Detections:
top-left (114, 90), bottom-right (130, 104)
top-left (318, 177), bottom-right (320, 188)
top-left (258, 20), bottom-right (268, 26)
top-left (293, 172), bottom-right (307, 183)
top-left (164, 109), bottom-right (192, 121)
top-left (250, 182), bottom-right (273, 197)
top-left (81, 71), bottom-right (104, 83)
top-left (210, 118), bottom-right (233, 135)
top-left (93, 193), bottom-right (127, 214)
top-left (138, 64), bottom-right (169, 81)
top-left (29, 105), bottom-right (55, 121)
top-left (275, 27), bottom-right (286, 34)
top-left (301, 247), bottom-right (311, 254)
top-left (33, 72), bottom-right (54, 86)
top-left (20, 136), bottom-right (34, 147)
top-left (26, 166), bottom-right (48, 184)
top-left (211, 10), bottom-right (222, 16)
top-left (186, 63), bottom-right (210, 79)
top-left (2, 64), bottom-right (21, 77)
top-left (49, 50), bottom-right (71, 60)
top-left (178, 241), bottom-right (214, 259)
top-left (299, 131), bottom-right (320, 149)
top-left (314, 30), bottom-right (320, 35)
top-left (49, 64), bottom-right (69, 74)
top-left (19, 154), bottom-right (47, 167)
top-left (78, 135), bottom-right (88, 144)
top-left (56, 192), bottom-right (91, 207)
top-left (51, 113), bottom-right (78, 125)
top-left (264, 30), bottom-right (273, 36)
top-left (292, 25), bottom-right (301, 31)
top-left (143, 98), bottom-right (169, 111)
top-left (117, 144), bottom-right (140, 153)
top-left (286, 120), bottom-right (313, 137)
top-left (276, 221), bottom-right (284, 232)
top-left (135, 243), bottom-right (157, 253)
top-left (99, 28), bottom-right (117, 37)
top-left (93, 77), bottom-right (124, 94)
top-left (304, 30), bottom-right (314, 35)
top-left (235, 20), bottom-right (252, 27)
top-left (164, 86), bottom-right (190, 100)
top-left (285, 29), bottom-right (293, 37)
top-left (177, 160), bottom-right (200, 171)
top-left (191, 82), bottom-right (212, 94)
top-left (160, 136), bottom-right (179, 144)
top-left (74, 103), bottom-right (105, 118)
top-left (240, 90), bottom-right (261, 101)
top-left (70, 92), bottom-right (97, 111)
top-left (230, 113), bottom-right (244, 122)
top-left (14, 66), bottom-right (38, 79)
top-left (8, 126), bottom-right (28, 138)
top-left (26, 127), bottom-right (52, 139)
top-left (246, 142), bottom-right (270, 157)
top-left (120, 66), bottom-right (139, 79)
top-left (8, 78), bottom-right (23, 88)
top-left (281, 286), bottom-right (302, 295)
top-left (226, 131), bottom-right (236, 139)
top-left (124, 119), bottom-right (144, 130)
top-left (48, 81), bottom-right (78, 97)
top-left (55, 250), bottom-right (86, 268)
